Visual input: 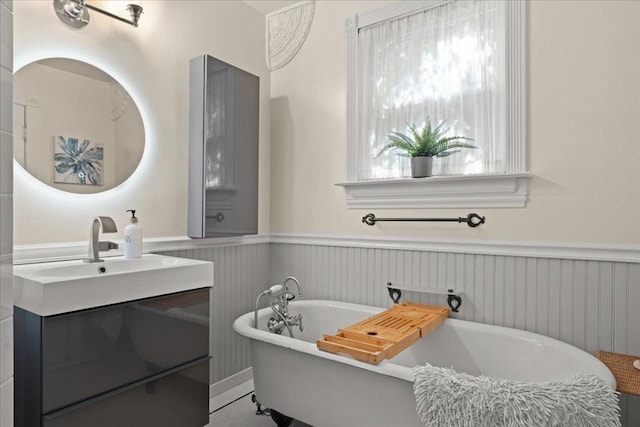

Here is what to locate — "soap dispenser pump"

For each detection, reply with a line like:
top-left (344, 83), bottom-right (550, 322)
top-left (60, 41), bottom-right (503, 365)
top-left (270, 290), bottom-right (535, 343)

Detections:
top-left (124, 209), bottom-right (143, 259)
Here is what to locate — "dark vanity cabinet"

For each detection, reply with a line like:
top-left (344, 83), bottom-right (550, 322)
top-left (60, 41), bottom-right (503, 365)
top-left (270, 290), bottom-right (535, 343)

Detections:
top-left (15, 288), bottom-right (210, 427)
top-left (188, 54), bottom-right (259, 238)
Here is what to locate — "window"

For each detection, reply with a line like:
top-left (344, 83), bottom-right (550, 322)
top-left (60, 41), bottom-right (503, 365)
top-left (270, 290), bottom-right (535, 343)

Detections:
top-left (339, 0), bottom-right (528, 208)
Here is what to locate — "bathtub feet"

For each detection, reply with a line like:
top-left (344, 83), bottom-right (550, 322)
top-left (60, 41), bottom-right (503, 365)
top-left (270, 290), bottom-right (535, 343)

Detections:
top-left (251, 394), bottom-right (264, 414)
top-left (251, 394), bottom-right (269, 416)
top-left (251, 394), bottom-right (293, 427)
top-left (270, 409), bottom-right (293, 427)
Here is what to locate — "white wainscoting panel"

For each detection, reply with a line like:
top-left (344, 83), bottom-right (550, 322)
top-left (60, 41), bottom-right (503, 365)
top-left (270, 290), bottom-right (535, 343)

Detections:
top-left (270, 243), bottom-right (639, 355)
top-left (270, 243), bottom-right (640, 426)
top-left (158, 239), bottom-right (639, 424)
top-left (269, 242), bottom-right (640, 425)
top-left (157, 243), bottom-right (270, 384)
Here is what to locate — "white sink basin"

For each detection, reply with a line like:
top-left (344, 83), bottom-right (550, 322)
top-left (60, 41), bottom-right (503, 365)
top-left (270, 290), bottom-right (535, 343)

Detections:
top-left (13, 254), bottom-right (214, 316)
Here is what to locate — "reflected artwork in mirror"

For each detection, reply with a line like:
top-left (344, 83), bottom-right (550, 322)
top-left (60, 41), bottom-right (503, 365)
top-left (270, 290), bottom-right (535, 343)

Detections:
top-left (13, 58), bottom-right (145, 194)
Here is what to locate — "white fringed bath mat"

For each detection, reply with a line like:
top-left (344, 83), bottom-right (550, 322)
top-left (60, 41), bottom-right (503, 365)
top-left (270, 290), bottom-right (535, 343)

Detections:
top-left (413, 363), bottom-right (620, 427)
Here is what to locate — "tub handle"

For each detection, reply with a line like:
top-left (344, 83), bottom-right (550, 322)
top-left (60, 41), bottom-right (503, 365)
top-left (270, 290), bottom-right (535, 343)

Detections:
top-left (388, 288), bottom-right (402, 304)
top-left (447, 294), bottom-right (462, 312)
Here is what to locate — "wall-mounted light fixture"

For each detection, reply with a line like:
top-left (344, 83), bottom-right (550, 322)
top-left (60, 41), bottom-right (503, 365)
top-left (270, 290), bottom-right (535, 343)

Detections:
top-left (53, 0), bottom-right (143, 28)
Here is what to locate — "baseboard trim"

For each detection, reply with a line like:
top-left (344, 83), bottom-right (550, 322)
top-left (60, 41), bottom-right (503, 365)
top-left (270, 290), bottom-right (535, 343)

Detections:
top-left (209, 367), bottom-right (253, 412)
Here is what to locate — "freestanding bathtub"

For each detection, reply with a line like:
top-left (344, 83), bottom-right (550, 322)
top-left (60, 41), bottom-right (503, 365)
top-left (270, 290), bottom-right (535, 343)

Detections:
top-left (233, 300), bottom-right (616, 427)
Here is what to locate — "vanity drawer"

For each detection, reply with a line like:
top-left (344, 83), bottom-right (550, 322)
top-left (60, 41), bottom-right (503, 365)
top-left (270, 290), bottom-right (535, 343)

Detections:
top-left (41, 288), bottom-right (210, 413)
top-left (43, 358), bottom-right (209, 427)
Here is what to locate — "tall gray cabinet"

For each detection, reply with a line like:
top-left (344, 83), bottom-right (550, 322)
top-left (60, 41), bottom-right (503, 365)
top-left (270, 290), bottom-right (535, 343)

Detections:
top-left (188, 55), bottom-right (260, 238)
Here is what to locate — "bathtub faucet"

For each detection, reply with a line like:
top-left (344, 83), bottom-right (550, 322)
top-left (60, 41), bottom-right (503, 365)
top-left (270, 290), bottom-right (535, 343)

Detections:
top-left (281, 276), bottom-right (303, 316)
top-left (254, 277), bottom-right (303, 338)
top-left (267, 309), bottom-right (303, 337)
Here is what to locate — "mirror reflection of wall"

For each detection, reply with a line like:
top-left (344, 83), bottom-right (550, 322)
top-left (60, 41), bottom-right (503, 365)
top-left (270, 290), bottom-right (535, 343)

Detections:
top-left (13, 58), bottom-right (145, 194)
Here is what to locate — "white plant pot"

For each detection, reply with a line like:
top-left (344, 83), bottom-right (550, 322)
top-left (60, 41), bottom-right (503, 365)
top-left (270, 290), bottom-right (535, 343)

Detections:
top-left (410, 156), bottom-right (433, 178)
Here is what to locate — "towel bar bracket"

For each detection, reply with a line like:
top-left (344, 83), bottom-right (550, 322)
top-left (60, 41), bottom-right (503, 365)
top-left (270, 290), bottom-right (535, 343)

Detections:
top-left (386, 282), bottom-right (462, 313)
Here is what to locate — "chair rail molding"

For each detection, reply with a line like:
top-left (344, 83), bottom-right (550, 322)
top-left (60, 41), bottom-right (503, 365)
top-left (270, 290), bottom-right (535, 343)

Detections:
top-left (269, 234), bottom-right (640, 264)
top-left (13, 233), bottom-right (639, 264)
top-left (13, 235), bottom-right (270, 264)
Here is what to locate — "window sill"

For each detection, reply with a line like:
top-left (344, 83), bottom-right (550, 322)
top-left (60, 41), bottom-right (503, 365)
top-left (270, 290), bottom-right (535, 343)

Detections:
top-left (335, 173), bottom-right (530, 209)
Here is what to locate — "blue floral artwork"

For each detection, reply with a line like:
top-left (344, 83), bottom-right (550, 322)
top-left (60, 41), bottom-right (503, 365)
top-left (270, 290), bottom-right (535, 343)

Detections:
top-left (53, 136), bottom-right (104, 185)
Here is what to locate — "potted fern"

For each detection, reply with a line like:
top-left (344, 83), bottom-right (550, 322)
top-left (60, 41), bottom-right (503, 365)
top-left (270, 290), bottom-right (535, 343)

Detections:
top-left (376, 120), bottom-right (476, 178)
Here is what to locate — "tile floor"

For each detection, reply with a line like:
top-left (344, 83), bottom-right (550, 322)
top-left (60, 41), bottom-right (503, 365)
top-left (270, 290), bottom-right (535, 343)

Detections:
top-left (209, 381), bottom-right (311, 427)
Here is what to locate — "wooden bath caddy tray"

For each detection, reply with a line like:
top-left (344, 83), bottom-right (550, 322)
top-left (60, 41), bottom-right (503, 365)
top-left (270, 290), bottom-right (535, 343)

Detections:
top-left (317, 303), bottom-right (449, 364)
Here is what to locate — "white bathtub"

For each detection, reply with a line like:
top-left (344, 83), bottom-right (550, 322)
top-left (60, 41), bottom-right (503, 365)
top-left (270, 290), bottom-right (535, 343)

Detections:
top-left (233, 300), bottom-right (615, 427)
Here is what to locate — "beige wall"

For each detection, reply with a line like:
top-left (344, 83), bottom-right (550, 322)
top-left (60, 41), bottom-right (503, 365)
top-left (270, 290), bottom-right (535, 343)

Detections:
top-left (13, 1), bottom-right (271, 245)
top-left (13, 0), bottom-right (640, 246)
top-left (270, 0), bottom-right (640, 245)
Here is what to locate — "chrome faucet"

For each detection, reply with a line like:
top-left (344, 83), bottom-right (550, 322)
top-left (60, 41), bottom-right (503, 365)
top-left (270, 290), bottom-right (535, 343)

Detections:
top-left (281, 276), bottom-right (302, 316)
top-left (254, 276), bottom-right (303, 338)
top-left (85, 216), bottom-right (119, 263)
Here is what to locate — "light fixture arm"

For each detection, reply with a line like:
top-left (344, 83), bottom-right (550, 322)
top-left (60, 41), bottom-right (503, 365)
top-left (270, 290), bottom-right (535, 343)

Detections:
top-left (84, 2), bottom-right (143, 27)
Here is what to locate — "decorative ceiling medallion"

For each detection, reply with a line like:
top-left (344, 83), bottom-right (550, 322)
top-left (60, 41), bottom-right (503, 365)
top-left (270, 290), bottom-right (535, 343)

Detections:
top-left (267, 1), bottom-right (315, 71)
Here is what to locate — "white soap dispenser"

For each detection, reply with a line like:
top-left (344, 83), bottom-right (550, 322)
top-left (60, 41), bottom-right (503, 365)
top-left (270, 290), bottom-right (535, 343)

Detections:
top-left (124, 209), bottom-right (143, 259)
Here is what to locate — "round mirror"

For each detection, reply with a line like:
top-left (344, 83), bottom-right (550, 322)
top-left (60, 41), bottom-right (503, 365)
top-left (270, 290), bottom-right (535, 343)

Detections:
top-left (13, 58), bottom-right (145, 193)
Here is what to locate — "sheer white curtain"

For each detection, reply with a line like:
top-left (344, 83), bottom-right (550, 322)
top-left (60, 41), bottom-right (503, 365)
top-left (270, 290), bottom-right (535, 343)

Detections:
top-left (356, 0), bottom-right (506, 180)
